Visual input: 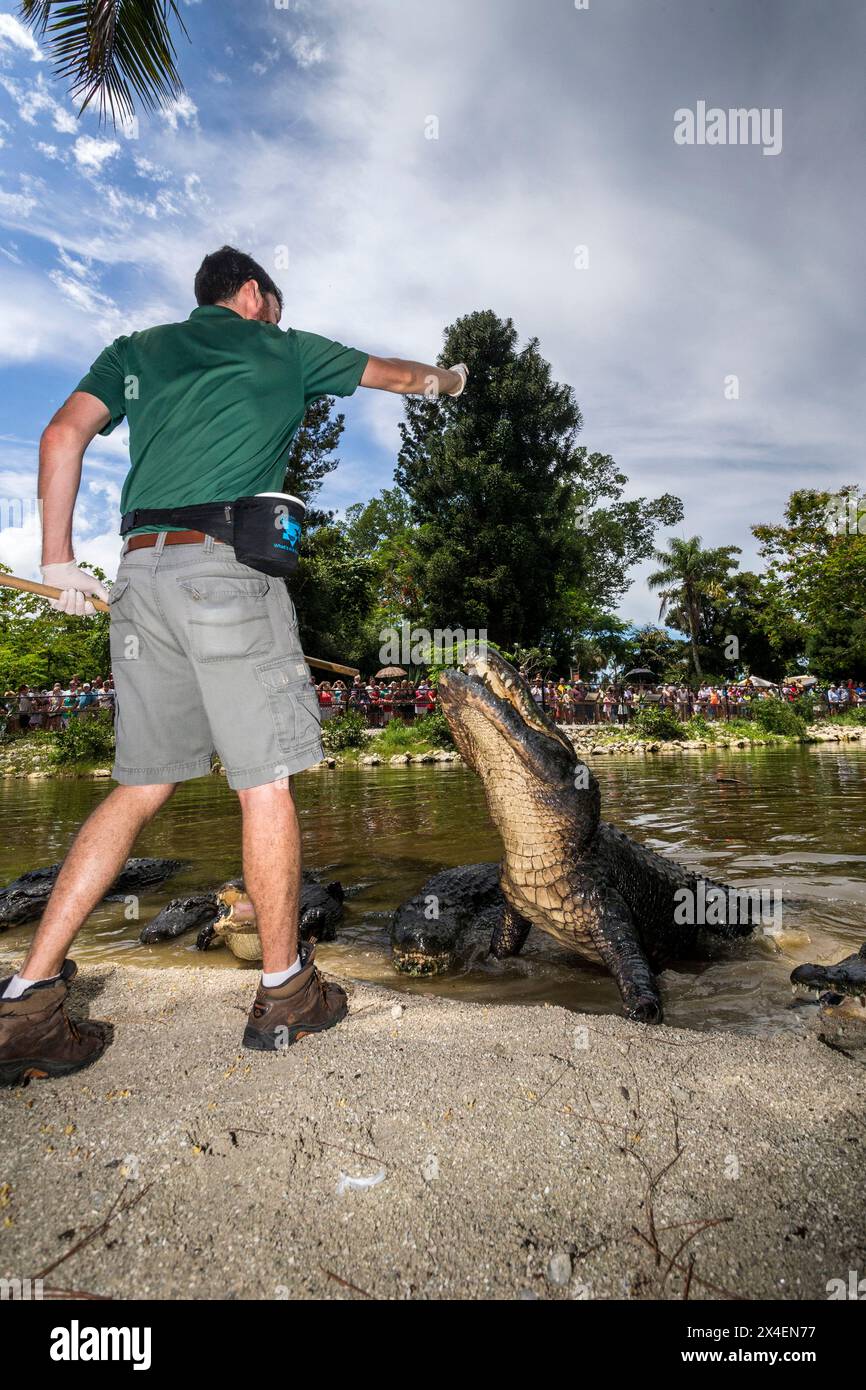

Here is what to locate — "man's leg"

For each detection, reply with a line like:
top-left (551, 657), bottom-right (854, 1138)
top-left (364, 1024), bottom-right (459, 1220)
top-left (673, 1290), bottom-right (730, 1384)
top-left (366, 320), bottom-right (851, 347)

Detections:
top-left (238, 778), bottom-right (348, 1051)
top-left (20, 782), bottom-right (177, 982)
top-left (237, 779), bottom-right (301, 975)
top-left (0, 782), bottom-right (176, 1085)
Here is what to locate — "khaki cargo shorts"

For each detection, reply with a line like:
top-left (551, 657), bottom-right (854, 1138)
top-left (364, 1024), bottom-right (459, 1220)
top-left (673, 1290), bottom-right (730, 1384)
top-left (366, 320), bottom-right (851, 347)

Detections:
top-left (109, 535), bottom-right (323, 790)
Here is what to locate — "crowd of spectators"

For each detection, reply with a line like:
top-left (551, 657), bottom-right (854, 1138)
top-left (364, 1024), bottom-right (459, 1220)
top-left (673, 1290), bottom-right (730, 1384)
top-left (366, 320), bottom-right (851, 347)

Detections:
top-left (316, 674), bottom-right (437, 727)
top-left (1, 677), bottom-right (115, 736)
top-left (3, 670), bottom-right (864, 741)
top-left (523, 675), bottom-right (866, 725)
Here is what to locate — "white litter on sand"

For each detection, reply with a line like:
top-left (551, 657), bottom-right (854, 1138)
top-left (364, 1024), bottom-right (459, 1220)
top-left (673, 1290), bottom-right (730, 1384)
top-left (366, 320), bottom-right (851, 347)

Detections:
top-left (335, 1167), bottom-right (387, 1196)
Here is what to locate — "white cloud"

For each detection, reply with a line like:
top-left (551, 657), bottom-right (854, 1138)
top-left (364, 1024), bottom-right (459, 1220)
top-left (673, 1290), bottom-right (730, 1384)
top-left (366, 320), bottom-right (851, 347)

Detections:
top-left (134, 155), bottom-right (171, 183)
top-left (0, 187), bottom-right (37, 217)
top-left (160, 93), bottom-right (198, 131)
top-left (0, 74), bottom-right (76, 132)
top-left (48, 270), bottom-right (120, 325)
top-left (0, 266), bottom-right (122, 364)
top-left (1, 0), bottom-right (864, 628)
top-left (72, 135), bottom-right (120, 172)
top-left (0, 446), bottom-right (125, 581)
top-left (290, 35), bottom-right (326, 67)
top-left (0, 14), bottom-right (43, 62)
top-left (57, 247), bottom-right (91, 279)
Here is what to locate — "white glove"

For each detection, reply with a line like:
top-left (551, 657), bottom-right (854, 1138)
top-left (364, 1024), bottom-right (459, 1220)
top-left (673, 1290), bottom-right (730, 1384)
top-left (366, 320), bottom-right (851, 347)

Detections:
top-left (41, 561), bottom-right (110, 618)
top-left (447, 363), bottom-right (469, 397)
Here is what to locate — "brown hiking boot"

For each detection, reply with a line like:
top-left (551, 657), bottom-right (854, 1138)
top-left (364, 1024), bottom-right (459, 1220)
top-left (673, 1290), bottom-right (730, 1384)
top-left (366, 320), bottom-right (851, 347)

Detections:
top-left (0, 960), bottom-right (108, 1086)
top-left (243, 943), bottom-right (348, 1051)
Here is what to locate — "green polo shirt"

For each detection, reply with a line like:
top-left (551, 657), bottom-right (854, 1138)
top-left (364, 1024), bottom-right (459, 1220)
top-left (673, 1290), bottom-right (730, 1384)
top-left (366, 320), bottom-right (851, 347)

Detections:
top-left (75, 305), bottom-right (369, 532)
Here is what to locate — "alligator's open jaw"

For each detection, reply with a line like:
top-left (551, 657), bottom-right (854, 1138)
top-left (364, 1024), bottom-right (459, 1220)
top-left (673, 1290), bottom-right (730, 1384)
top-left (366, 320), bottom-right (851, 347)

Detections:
top-left (392, 943), bottom-right (455, 976)
top-left (438, 647), bottom-right (576, 767)
top-left (791, 945), bottom-right (866, 1008)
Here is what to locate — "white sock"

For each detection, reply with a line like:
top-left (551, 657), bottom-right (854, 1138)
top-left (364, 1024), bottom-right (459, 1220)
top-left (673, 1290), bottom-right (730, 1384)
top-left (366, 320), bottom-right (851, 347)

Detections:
top-left (2, 972), bottom-right (58, 1001)
top-left (261, 956), bottom-right (302, 989)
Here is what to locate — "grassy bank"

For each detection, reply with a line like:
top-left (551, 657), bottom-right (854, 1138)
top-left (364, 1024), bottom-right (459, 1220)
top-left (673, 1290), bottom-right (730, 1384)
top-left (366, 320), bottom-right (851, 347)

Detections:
top-left (0, 713), bottom-right (117, 779)
top-left (565, 709), bottom-right (866, 755)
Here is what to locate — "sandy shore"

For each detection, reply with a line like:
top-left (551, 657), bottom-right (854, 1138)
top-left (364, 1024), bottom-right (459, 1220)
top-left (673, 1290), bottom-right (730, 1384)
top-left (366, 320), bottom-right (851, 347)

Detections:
top-left (0, 960), bottom-right (864, 1301)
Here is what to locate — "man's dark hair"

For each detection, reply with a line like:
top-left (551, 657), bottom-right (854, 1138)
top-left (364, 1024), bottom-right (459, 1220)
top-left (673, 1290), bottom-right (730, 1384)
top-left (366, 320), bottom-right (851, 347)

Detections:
top-left (194, 246), bottom-right (283, 311)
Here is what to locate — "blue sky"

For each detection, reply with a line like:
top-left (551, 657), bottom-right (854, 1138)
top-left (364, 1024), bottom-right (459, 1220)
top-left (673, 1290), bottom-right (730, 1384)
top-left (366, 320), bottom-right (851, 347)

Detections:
top-left (0, 0), bottom-right (864, 624)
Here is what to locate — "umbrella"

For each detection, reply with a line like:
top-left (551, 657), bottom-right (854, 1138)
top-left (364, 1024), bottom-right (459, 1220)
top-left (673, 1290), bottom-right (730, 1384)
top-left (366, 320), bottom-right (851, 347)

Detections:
top-left (748, 675), bottom-right (776, 688)
top-left (786, 674), bottom-right (817, 688)
top-left (623, 667), bottom-right (656, 683)
top-left (375, 666), bottom-right (408, 680)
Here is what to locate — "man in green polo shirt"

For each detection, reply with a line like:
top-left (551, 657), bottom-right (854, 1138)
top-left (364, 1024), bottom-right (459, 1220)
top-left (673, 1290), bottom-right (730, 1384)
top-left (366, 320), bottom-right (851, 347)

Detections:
top-left (0, 246), bottom-right (468, 1084)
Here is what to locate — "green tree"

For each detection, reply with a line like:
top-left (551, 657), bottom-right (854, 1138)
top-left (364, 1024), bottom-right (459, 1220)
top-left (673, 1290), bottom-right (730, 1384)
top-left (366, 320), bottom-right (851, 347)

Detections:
top-left (290, 527), bottom-right (378, 672)
top-left (621, 624), bottom-right (691, 681)
top-left (281, 399), bottom-right (383, 670)
top-left (752, 487), bottom-right (866, 680)
top-left (396, 309), bottom-right (682, 668)
top-left (0, 563), bottom-right (110, 689)
top-left (647, 536), bottom-right (741, 680)
top-left (695, 570), bottom-right (800, 682)
top-left (283, 397), bottom-right (346, 524)
top-left (343, 488), bottom-right (421, 625)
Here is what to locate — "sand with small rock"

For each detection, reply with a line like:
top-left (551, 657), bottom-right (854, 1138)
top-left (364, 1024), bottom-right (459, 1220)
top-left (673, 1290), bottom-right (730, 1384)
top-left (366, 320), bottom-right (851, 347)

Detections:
top-left (0, 960), bottom-right (864, 1301)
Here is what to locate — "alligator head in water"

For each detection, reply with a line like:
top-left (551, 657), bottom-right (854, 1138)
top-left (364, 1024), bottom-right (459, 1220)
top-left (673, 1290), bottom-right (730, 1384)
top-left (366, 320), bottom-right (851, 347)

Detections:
top-left (791, 945), bottom-right (866, 1054)
top-left (140, 871), bottom-right (345, 953)
top-left (791, 944), bottom-right (866, 1003)
top-left (0, 859), bottom-right (184, 929)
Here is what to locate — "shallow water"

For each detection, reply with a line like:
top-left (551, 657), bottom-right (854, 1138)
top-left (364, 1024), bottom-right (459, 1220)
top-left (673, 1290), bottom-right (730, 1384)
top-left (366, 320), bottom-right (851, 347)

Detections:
top-left (1, 744), bottom-right (864, 1036)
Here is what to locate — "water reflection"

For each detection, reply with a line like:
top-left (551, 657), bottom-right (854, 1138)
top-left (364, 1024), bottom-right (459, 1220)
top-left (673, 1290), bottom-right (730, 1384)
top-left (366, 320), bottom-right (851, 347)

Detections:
top-left (1, 743), bottom-right (863, 1035)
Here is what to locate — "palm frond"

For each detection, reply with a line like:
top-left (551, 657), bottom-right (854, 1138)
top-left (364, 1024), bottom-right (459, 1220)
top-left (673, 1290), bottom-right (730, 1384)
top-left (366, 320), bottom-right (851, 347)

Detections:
top-left (19, 0), bottom-right (189, 125)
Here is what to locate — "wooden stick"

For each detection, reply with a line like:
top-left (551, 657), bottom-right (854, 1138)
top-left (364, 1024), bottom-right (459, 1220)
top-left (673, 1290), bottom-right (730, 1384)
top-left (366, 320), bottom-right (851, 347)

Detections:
top-left (305, 655), bottom-right (360, 677)
top-left (0, 573), bottom-right (359, 677)
top-left (0, 572), bottom-right (110, 613)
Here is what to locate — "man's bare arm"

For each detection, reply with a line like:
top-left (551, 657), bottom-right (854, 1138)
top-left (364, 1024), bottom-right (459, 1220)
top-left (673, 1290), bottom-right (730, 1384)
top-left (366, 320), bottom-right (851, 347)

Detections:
top-left (360, 356), bottom-right (466, 397)
top-left (38, 391), bottom-right (111, 566)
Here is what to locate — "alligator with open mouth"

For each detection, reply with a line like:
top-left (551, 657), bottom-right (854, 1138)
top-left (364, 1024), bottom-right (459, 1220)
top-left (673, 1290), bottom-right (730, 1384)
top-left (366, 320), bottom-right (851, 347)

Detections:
top-left (141, 871), bottom-right (345, 959)
top-left (392, 648), bottom-right (766, 1023)
top-left (791, 946), bottom-right (866, 1052)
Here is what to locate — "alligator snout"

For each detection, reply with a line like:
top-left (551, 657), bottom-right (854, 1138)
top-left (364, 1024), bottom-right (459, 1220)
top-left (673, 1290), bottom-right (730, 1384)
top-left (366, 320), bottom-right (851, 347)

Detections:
top-left (791, 944), bottom-right (866, 1000)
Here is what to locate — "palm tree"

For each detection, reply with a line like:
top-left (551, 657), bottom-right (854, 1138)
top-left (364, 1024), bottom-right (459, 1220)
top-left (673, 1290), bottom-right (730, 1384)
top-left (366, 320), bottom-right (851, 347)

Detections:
top-left (647, 536), bottom-right (740, 680)
top-left (19, 0), bottom-right (188, 125)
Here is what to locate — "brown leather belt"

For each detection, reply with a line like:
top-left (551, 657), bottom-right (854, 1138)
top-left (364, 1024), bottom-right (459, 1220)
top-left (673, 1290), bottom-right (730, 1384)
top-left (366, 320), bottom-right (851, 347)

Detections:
top-left (125, 530), bottom-right (225, 552)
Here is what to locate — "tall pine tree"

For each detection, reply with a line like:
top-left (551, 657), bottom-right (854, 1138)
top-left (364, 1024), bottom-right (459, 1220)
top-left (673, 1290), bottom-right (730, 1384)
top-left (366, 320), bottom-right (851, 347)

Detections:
top-left (396, 309), bottom-right (681, 660)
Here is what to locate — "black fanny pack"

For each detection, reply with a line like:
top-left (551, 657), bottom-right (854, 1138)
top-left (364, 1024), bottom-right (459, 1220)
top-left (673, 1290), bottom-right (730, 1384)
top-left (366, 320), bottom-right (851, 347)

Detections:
top-left (120, 493), bottom-right (306, 578)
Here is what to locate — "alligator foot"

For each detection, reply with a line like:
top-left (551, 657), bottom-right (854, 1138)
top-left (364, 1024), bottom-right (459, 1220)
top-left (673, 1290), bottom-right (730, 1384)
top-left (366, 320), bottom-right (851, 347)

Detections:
top-left (592, 887), bottom-right (663, 1024)
top-left (490, 899), bottom-right (532, 959)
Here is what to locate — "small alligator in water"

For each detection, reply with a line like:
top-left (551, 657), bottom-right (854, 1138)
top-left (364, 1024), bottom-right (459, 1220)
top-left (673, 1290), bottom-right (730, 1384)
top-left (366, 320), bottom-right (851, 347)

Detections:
top-left (392, 648), bottom-right (764, 1023)
top-left (392, 863), bottom-right (504, 975)
top-left (0, 858), bottom-right (184, 928)
top-left (791, 944), bottom-right (866, 1003)
top-left (141, 870), bottom-right (344, 955)
top-left (790, 946), bottom-right (866, 1053)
